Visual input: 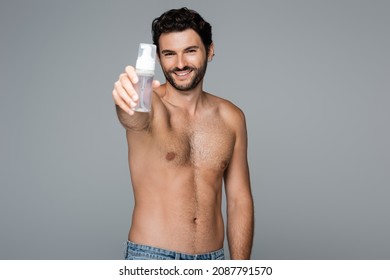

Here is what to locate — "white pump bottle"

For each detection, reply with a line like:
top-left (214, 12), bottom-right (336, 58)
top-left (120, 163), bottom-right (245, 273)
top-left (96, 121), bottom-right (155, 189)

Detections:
top-left (134, 43), bottom-right (156, 112)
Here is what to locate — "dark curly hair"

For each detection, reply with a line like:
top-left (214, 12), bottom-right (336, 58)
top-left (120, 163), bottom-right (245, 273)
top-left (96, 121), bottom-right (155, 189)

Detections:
top-left (152, 7), bottom-right (213, 55)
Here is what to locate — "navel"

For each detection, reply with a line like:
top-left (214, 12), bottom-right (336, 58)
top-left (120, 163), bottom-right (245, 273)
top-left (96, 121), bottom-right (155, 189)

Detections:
top-left (166, 152), bottom-right (176, 161)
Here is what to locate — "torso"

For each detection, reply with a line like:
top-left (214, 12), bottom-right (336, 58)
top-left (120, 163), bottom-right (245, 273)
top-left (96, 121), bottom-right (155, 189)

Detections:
top-left (125, 90), bottom-right (236, 254)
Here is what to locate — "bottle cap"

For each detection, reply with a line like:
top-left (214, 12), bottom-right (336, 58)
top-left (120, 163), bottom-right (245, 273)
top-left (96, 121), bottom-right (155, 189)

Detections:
top-left (136, 43), bottom-right (156, 72)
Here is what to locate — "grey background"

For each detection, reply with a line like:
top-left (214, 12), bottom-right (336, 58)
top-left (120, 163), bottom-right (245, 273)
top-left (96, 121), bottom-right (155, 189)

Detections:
top-left (1, 0), bottom-right (389, 259)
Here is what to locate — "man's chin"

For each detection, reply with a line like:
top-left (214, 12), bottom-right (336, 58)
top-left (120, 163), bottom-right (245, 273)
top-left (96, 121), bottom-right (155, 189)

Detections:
top-left (164, 72), bottom-right (203, 91)
top-left (170, 79), bottom-right (196, 91)
top-left (172, 85), bottom-right (194, 91)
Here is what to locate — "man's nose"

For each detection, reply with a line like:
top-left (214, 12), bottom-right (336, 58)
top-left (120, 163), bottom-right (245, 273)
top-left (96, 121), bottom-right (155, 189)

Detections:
top-left (176, 54), bottom-right (187, 69)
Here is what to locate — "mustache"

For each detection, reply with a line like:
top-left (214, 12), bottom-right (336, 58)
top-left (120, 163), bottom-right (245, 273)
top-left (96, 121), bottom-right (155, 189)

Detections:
top-left (169, 66), bottom-right (195, 73)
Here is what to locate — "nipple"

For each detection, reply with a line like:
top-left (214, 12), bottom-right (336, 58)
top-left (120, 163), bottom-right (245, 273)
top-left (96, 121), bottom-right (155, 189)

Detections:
top-left (166, 152), bottom-right (176, 161)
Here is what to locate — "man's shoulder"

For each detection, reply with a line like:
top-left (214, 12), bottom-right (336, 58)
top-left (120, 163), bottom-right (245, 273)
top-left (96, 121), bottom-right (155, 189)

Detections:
top-left (207, 93), bottom-right (245, 120)
top-left (205, 92), bottom-right (246, 127)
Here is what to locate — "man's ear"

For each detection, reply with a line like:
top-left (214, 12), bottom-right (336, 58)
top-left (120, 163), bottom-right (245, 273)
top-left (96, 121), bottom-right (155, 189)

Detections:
top-left (208, 42), bottom-right (215, 62)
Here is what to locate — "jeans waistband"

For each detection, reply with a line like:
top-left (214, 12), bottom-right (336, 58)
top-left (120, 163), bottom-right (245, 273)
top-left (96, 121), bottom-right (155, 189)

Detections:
top-left (125, 240), bottom-right (225, 260)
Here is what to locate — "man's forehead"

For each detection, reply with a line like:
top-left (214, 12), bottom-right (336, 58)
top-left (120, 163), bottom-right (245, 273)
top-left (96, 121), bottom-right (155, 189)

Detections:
top-left (159, 29), bottom-right (203, 51)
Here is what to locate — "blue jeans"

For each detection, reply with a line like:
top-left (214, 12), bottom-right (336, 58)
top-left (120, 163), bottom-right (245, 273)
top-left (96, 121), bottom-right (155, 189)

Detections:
top-left (124, 240), bottom-right (225, 260)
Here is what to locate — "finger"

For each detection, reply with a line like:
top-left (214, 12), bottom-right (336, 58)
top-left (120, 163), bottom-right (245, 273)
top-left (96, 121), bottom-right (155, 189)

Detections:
top-left (119, 74), bottom-right (139, 102)
top-left (113, 89), bottom-right (135, 115)
top-left (152, 80), bottom-right (161, 89)
top-left (125, 65), bottom-right (139, 84)
top-left (114, 81), bottom-right (137, 108)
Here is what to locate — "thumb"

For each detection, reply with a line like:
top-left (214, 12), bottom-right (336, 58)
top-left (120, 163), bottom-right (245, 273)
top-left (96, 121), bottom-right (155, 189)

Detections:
top-left (153, 80), bottom-right (167, 98)
top-left (152, 80), bottom-right (161, 89)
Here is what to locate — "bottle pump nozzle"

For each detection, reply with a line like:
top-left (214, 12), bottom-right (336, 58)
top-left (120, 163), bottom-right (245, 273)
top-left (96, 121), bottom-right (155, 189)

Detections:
top-left (136, 43), bottom-right (156, 72)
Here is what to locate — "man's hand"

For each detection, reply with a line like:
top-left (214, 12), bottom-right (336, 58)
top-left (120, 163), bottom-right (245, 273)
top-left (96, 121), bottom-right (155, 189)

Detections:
top-left (112, 66), bottom-right (160, 115)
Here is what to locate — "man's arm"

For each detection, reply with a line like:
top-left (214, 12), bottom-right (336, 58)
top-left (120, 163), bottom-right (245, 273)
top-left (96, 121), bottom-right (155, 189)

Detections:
top-left (115, 105), bottom-right (151, 131)
top-left (224, 108), bottom-right (254, 260)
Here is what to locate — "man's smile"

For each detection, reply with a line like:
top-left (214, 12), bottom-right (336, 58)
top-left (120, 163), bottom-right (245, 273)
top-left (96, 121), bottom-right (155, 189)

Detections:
top-left (174, 69), bottom-right (192, 78)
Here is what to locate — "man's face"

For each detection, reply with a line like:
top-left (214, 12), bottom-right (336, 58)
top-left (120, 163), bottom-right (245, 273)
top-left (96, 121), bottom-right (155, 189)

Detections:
top-left (158, 29), bottom-right (212, 91)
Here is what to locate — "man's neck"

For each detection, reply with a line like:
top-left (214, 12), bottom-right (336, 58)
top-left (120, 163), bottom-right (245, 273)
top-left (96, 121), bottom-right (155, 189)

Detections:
top-left (162, 83), bottom-right (205, 116)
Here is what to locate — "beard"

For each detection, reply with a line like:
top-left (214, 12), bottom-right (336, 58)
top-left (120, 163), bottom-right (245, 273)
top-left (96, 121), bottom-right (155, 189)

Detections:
top-left (162, 58), bottom-right (208, 91)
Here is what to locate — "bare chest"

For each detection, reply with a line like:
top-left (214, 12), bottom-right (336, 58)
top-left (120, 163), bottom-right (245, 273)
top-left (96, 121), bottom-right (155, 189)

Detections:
top-left (155, 114), bottom-right (235, 170)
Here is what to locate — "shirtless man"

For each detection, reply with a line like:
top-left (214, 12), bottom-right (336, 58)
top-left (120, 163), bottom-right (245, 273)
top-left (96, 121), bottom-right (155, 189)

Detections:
top-left (112, 8), bottom-right (254, 260)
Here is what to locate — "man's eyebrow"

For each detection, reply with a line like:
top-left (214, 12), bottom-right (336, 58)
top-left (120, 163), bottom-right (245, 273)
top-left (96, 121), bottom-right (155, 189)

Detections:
top-left (161, 46), bottom-right (200, 54)
top-left (161, 49), bottom-right (175, 54)
top-left (185, 46), bottom-right (200, 51)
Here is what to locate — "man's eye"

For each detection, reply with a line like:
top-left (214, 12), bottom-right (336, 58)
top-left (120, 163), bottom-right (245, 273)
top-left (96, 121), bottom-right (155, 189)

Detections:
top-left (164, 53), bottom-right (174, 57)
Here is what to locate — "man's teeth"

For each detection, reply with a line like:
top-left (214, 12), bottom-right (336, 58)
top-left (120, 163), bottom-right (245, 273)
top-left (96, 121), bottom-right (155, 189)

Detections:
top-left (176, 71), bottom-right (191, 76)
